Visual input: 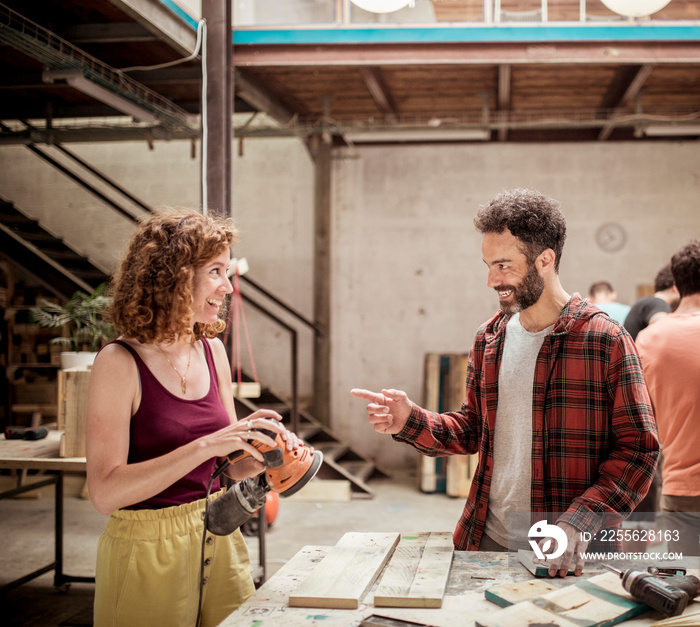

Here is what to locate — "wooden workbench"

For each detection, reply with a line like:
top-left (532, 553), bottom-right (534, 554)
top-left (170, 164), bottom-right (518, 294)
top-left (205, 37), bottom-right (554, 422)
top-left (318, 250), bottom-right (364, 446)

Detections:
top-left (0, 428), bottom-right (270, 592)
top-left (224, 545), bottom-right (698, 627)
top-left (0, 429), bottom-right (93, 593)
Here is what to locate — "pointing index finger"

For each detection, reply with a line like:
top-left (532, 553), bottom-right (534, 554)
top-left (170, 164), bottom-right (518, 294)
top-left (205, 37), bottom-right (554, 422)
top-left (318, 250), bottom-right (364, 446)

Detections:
top-left (350, 388), bottom-right (385, 404)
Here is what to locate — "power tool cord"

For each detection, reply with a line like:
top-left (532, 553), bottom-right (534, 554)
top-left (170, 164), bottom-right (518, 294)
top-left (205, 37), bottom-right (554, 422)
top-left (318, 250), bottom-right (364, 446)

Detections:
top-left (195, 472), bottom-right (218, 627)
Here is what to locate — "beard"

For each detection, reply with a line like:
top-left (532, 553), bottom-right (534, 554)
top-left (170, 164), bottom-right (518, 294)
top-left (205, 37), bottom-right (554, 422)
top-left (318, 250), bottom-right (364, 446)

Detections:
top-left (496, 263), bottom-right (545, 316)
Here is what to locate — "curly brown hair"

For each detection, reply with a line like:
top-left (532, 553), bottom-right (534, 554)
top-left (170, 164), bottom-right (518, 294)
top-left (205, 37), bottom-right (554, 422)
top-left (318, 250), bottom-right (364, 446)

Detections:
top-left (473, 189), bottom-right (567, 272)
top-left (109, 209), bottom-right (239, 343)
top-left (671, 239), bottom-right (700, 298)
top-left (653, 263), bottom-right (674, 292)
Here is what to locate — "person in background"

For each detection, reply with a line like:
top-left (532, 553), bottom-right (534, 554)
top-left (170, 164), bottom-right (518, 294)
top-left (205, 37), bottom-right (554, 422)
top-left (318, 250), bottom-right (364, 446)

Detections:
top-left (86, 210), bottom-right (301, 627)
top-left (636, 240), bottom-right (700, 558)
top-left (625, 263), bottom-right (680, 341)
top-left (588, 280), bottom-right (631, 326)
top-left (352, 189), bottom-right (659, 578)
top-left (621, 263), bottom-right (679, 547)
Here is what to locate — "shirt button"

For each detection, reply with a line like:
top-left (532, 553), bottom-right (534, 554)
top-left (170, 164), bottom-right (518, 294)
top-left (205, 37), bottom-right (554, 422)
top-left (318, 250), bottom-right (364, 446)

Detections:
top-left (202, 577), bottom-right (208, 585)
top-left (206, 536), bottom-right (214, 545)
top-left (204, 558), bottom-right (212, 566)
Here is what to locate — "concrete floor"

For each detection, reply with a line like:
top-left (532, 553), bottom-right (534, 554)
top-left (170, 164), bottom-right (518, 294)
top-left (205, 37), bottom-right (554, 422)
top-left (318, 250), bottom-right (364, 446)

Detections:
top-left (1, 471), bottom-right (464, 626)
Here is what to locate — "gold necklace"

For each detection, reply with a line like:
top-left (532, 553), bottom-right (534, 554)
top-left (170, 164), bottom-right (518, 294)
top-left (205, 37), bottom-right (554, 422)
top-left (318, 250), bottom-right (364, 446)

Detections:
top-left (159, 344), bottom-right (192, 394)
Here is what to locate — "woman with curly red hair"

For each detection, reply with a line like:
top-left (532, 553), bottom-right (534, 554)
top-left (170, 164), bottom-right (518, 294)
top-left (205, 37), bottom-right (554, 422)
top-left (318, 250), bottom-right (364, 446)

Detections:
top-left (86, 209), bottom-right (297, 626)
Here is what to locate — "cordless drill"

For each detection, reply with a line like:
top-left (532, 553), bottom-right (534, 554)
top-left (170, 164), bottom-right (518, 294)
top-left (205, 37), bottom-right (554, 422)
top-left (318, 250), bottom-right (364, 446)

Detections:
top-left (604, 564), bottom-right (700, 617)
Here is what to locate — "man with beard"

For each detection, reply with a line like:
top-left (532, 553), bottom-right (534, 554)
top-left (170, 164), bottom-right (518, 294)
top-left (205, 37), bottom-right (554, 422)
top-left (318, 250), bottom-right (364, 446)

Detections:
top-left (351, 189), bottom-right (658, 578)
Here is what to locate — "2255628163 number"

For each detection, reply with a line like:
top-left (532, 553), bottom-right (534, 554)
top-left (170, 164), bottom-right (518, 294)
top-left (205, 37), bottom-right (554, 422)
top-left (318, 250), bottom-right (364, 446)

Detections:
top-left (595, 528), bottom-right (680, 543)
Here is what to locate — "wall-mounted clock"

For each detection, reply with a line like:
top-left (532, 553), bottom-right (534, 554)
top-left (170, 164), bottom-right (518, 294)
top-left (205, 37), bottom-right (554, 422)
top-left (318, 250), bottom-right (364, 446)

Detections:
top-left (596, 222), bottom-right (627, 252)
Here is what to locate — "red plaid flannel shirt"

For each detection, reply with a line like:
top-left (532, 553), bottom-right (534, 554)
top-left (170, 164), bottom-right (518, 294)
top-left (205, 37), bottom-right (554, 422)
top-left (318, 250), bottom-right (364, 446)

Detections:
top-left (394, 294), bottom-right (659, 551)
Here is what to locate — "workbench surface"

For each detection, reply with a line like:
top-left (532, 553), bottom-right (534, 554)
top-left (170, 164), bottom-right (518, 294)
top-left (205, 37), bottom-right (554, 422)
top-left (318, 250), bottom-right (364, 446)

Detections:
top-left (0, 428), bottom-right (85, 471)
top-left (224, 545), bottom-right (699, 627)
top-left (0, 429), bottom-right (92, 593)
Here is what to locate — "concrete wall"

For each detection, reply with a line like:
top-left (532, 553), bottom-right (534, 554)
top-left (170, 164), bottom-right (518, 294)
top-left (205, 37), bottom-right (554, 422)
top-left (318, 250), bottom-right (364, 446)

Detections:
top-left (1, 139), bottom-right (699, 469)
top-left (331, 142), bottom-right (700, 469)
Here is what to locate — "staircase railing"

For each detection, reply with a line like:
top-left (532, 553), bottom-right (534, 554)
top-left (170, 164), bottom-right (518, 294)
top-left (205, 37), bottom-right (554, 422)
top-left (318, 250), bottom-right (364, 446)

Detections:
top-left (0, 120), bottom-right (155, 222)
top-left (237, 277), bottom-right (320, 434)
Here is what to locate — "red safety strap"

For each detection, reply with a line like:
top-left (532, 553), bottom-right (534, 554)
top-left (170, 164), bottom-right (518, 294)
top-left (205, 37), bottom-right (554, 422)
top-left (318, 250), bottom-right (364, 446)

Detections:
top-left (224, 268), bottom-right (259, 386)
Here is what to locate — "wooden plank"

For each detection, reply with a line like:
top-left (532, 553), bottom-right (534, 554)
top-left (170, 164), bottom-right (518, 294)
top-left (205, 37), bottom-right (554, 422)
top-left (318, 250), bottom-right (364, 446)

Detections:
top-left (484, 579), bottom-right (558, 608)
top-left (478, 572), bottom-right (648, 627)
top-left (444, 354), bottom-right (474, 498)
top-left (476, 602), bottom-right (581, 627)
top-left (446, 455), bottom-right (471, 498)
top-left (374, 532), bottom-right (454, 608)
top-left (517, 548), bottom-right (574, 578)
top-left (445, 354), bottom-right (468, 410)
top-left (58, 368), bottom-right (91, 457)
top-left (651, 604), bottom-right (700, 626)
top-left (420, 353), bottom-right (441, 493)
top-left (231, 381), bottom-right (261, 398)
top-left (289, 532), bottom-right (400, 609)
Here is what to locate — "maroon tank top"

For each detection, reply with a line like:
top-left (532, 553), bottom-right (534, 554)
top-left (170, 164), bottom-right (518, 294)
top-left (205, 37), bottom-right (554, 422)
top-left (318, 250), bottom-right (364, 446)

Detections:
top-left (113, 338), bottom-right (231, 509)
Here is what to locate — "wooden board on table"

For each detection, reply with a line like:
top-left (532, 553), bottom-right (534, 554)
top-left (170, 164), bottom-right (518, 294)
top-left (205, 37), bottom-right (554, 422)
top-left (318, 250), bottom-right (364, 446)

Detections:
top-left (651, 603), bottom-right (700, 626)
top-left (374, 532), bottom-right (453, 608)
top-left (484, 579), bottom-right (559, 607)
top-left (478, 572), bottom-right (648, 627)
top-left (517, 548), bottom-right (575, 578)
top-left (289, 531), bottom-right (400, 609)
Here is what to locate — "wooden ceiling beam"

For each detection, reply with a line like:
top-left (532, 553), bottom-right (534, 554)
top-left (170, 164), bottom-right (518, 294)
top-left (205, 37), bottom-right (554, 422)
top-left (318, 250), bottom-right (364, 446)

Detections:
top-left (497, 63), bottom-right (511, 141)
top-left (234, 69), bottom-right (297, 125)
top-left (234, 41), bottom-right (700, 67)
top-left (61, 22), bottom-right (158, 44)
top-left (598, 64), bottom-right (653, 140)
top-left (358, 67), bottom-right (398, 123)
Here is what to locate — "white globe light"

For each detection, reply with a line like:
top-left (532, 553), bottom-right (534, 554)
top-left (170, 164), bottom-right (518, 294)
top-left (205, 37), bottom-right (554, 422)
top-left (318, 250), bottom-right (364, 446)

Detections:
top-left (600, 0), bottom-right (672, 17)
top-left (350, 0), bottom-right (411, 14)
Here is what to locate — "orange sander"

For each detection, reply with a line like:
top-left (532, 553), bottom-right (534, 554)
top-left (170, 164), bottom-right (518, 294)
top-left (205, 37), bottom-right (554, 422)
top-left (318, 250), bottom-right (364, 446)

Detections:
top-left (206, 424), bottom-right (323, 535)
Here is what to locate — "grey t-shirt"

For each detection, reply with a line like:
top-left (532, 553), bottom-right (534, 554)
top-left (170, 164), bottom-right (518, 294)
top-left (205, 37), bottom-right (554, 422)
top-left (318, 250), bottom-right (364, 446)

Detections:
top-left (484, 313), bottom-right (553, 548)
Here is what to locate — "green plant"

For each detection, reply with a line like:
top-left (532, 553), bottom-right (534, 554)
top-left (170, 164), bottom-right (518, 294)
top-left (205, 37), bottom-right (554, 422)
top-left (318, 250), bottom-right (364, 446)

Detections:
top-left (29, 283), bottom-right (115, 352)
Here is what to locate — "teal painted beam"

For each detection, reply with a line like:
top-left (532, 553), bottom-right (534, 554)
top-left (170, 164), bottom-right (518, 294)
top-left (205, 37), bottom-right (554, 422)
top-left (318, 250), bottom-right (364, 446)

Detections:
top-left (232, 25), bottom-right (700, 45)
top-left (155, 1), bottom-right (700, 47)
top-left (158, 0), bottom-right (199, 29)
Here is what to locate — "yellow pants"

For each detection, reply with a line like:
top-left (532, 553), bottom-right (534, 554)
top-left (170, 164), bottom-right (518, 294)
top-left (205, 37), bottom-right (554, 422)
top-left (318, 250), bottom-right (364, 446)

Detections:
top-left (93, 491), bottom-right (255, 627)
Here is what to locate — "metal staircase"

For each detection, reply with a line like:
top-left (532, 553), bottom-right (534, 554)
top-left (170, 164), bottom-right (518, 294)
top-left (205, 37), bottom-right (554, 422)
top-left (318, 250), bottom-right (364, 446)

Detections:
top-left (235, 389), bottom-right (388, 499)
top-left (0, 197), bottom-right (109, 298)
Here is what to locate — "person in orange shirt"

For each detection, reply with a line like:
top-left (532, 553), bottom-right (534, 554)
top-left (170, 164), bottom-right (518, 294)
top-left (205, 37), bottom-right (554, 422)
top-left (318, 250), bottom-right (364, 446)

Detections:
top-left (636, 240), bottom-right (700, 557)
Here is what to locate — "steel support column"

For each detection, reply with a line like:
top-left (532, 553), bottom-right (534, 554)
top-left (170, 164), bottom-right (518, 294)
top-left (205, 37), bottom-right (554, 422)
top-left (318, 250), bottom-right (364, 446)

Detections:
top-left (202, 0), bottom-right (232, 217)
top-left (312, 132), bottom-right (332, 426)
